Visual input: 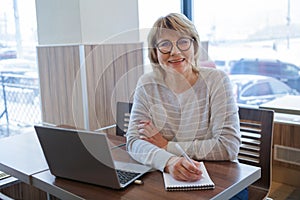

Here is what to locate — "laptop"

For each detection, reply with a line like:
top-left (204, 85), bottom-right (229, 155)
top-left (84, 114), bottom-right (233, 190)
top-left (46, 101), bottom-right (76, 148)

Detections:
top-left (34, 125), bottom-right (151, 189)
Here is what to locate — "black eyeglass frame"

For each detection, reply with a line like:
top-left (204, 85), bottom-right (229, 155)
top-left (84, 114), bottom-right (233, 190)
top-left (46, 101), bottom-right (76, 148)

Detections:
top-left (155, 37), bottom-right (194, 54)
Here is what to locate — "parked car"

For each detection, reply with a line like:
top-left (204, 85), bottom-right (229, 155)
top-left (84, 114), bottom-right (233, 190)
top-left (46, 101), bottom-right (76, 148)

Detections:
top-left (0, 58), bottom-right (37, 84)
top-left (0, 48), bottom-right (17, 59)
top-left (229, 74), bottom-right (299, 107)
top-left (229, 58), bottom-right (300, 92)
top-left (214, 59), bottom-right (237, 73)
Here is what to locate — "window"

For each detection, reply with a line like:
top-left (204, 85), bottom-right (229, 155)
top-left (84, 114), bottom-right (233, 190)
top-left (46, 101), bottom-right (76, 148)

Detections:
top-left (194, 0), bottom-right (300, 111)
top-left (0, 0), bottom-right (40, 134)
top-left (138, 0), bottom-right (181, 73)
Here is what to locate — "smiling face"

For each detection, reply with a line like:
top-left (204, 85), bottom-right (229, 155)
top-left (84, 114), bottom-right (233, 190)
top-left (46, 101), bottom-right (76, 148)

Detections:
top-left (156, 30), bottom-right (195, 76)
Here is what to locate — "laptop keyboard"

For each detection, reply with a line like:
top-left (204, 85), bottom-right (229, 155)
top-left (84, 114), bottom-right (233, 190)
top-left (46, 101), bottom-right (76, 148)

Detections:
top-left (116, 169), bottom-right (140, 185)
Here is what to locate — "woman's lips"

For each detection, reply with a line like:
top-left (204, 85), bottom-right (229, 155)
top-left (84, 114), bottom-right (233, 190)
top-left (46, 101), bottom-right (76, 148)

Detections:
top-left (168, 58), bottom-right (185, 63)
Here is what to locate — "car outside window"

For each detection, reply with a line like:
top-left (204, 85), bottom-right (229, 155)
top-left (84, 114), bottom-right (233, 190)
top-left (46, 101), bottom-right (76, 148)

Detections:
top-left (259, 62), bottom-right (280, 77)
top-left (242, 82), bottom-right (272, 97)
top-left (281, 63), bottom-right (300, 78)
top-left (269, 79), bottom-right (294, 95)
top-left (232, 61), bottom-right (258, 74)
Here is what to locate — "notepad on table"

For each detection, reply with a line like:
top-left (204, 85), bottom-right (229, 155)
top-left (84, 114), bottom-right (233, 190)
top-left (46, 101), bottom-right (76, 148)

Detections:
top-left (162, 162), bottom-right (215, 191)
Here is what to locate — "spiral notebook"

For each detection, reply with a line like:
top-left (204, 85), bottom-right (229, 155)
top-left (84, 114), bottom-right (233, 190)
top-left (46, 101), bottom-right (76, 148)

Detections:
top-left (162, 162), bottom-right (215, 191)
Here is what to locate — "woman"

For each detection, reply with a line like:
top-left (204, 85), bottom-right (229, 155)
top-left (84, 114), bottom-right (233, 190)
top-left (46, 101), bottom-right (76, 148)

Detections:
top-left (126, 13), bottom-right (241, 183)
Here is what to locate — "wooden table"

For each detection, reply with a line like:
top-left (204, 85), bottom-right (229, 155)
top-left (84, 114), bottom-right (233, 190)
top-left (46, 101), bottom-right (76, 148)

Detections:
top-left (0, 129), bottom-right (48, 184)
top-left (0, 129), bottom-right (261, 200)
top-left (31, 161), bottom-right (260, 200)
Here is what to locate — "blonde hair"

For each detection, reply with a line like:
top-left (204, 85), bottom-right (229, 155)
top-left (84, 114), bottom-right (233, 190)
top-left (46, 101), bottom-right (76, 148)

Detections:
top-left (147, 13), bottom-right (201, 73)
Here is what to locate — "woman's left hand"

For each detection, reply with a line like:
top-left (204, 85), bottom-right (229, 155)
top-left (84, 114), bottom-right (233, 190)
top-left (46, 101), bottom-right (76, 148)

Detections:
top-left (138, 120), bottom-right (168, 149)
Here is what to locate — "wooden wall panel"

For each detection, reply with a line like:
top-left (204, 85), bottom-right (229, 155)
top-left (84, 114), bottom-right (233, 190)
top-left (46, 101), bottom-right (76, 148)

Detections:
top-left (272, 122), bottom-right (300, 170)
top-left (84, 43), bottom-right (143, 131)
top-left (37, 43), bottom-right (143, 132)
top-left (37, 45), bottom-right (84, 128)
top-left (272, 122), bottom-right (300, 187)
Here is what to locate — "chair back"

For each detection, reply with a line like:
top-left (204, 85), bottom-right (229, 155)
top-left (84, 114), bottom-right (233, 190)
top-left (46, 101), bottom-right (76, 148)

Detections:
top-left (238, 107), bottom-right (274, 199)
top-left (116, 102), bottom-right (133, 136)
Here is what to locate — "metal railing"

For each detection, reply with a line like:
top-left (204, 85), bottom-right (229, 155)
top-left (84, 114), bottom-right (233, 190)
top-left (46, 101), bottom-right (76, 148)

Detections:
top-left (0, 73), bottom-right (41, 134)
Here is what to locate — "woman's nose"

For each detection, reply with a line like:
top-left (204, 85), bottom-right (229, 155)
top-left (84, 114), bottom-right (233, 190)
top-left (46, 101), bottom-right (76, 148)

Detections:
top-left (170, 42), bottom-right (181, 55)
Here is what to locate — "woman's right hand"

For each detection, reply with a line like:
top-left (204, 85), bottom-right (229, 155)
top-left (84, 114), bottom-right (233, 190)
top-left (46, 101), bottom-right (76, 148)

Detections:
top-left (164, 156), bottom-right (202, 182)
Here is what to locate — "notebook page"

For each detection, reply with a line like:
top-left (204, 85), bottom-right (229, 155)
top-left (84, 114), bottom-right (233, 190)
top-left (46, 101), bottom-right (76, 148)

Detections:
top-left (162, 162), bottom-right (215, 191)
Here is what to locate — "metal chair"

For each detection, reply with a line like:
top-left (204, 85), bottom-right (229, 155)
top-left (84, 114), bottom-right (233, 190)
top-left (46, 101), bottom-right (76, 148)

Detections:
top-left (238, 107), bottom-right (274, 200)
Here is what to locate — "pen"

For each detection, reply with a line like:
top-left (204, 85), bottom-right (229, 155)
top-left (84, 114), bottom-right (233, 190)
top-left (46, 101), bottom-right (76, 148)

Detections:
top-left (175, 143), bottom-right (197, 168)
top-left (110, 143), bottom-right (126, 150)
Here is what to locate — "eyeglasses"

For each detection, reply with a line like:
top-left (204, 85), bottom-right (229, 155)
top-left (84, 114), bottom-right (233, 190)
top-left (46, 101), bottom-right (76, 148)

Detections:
top-left (156, 37), bottom-right (194, 54)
